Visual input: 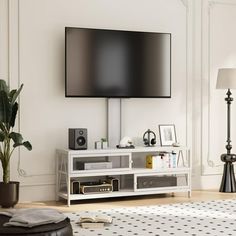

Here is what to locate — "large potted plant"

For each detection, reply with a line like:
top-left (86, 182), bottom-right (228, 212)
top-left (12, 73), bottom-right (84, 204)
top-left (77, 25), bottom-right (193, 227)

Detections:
top-left (0, 80), bottom-right (32, 208)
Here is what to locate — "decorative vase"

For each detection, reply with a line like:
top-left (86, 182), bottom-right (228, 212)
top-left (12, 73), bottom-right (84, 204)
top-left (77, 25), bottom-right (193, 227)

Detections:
top-left (0, 181), bottom-right (19, 208)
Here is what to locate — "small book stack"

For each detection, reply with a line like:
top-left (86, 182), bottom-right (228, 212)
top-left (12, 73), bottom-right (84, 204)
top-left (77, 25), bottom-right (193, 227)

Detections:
top-left (146, 152), bottom-right (177, 170)
top-left (78, 214), bottom-right (113, 228)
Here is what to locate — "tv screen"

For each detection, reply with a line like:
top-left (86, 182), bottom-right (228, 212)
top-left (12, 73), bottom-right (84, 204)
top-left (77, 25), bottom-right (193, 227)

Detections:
top-left (65, 27), bottom-right (171, 98)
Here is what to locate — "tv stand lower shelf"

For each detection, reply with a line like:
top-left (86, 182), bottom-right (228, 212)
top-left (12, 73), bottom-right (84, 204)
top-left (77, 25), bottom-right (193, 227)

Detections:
top-left (58, 187), bottom-right (190, 201)
top-left (56, 146), bottom-right (191, 206)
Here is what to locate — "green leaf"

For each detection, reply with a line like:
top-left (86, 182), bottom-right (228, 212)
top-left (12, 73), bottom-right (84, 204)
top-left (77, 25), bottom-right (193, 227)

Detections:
top-left (0, 80), bottom-right (9, 94)
top-left (9, 89), bottom-right (17, 101)
top-left (11, 84), bottom-right (23, 105)
top-left (0, 90), bottom-right (10, 123)
top-left (9, 132), bottom-right (23, 144)
top-left (13, 141), bottom-right (32, 151)
top-left (13, 143), bottom-right (21, 148)
top-left (0, 131), bottom-right (5, 142)
top-left (9, 102), bottom-right (18, 127)
top-left (23, 141), bottom-right (32, 151)
top-left (0, 122), bottom-right (7, 133)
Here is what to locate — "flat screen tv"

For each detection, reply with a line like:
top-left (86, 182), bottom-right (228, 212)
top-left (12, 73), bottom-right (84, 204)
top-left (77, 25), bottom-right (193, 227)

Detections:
top-left (65, 27), bottom-right (171, 98)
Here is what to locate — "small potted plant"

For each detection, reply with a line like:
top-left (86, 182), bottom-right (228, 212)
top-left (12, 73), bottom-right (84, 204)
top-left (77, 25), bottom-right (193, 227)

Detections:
top-left (101, 138), bottom-right (108, 149)
top-left (0, 80), bottom-right (32, 208)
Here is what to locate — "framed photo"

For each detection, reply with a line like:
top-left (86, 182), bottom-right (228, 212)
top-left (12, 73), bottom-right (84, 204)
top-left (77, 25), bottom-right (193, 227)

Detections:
top-left (159, 124), bottom-right (177, 146)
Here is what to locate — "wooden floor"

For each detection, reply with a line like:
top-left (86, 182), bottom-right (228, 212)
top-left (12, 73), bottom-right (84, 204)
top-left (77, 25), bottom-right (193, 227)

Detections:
top-left (12, 190), bottom-right (236, 213)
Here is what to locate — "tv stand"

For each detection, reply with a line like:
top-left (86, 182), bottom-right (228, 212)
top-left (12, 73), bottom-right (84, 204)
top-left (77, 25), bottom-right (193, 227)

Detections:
top-left (56, 146), bottom-right (191, 206)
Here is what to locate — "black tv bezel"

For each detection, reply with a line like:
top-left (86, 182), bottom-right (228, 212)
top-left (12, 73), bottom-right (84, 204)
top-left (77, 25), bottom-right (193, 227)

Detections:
top-left (65, 27), bottom-right (171, 98)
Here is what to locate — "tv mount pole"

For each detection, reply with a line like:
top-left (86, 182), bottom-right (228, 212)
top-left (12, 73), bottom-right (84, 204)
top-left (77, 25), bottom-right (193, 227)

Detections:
top-left (107, 98), bottom-right (122, 148)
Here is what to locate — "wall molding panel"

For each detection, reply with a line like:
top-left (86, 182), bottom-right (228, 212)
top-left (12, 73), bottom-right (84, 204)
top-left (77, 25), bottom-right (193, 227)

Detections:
top-left (180, 0), bottom-right (189, 8)
top-left (0, 0), bottom-right (9, 181)
top-left (6, 0), bottom-right (56, 188)
top-left (201, 0), bottom-right (236, 175)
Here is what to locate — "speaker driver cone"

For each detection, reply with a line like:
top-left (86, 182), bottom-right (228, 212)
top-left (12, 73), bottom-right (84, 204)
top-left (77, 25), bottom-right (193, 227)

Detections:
top-left (77, 136), bottom-right (86, 146)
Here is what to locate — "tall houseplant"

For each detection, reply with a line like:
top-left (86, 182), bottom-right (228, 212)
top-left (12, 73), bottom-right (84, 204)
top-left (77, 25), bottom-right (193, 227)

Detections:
top-left (0, 79), bottom-right (32, 207)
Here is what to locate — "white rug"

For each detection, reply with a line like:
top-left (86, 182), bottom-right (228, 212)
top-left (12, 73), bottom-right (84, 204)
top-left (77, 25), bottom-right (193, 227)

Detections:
top-left (65, 199), bottom-right (236, 236)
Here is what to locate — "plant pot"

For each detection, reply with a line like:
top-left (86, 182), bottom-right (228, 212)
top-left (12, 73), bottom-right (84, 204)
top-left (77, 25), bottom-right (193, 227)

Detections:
top-left (0, 181), bottom-right (19, 208)
top-left (102, 141), bottom-right (108, 149)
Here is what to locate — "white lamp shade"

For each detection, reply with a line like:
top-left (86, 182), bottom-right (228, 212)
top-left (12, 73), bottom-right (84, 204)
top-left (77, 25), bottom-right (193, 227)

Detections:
top-left (216, 68), bottom-right (236, 89)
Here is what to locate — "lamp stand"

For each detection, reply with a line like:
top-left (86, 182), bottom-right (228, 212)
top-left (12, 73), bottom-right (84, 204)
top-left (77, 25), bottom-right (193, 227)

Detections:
top-left (219, 89), bottom-right (236, 192)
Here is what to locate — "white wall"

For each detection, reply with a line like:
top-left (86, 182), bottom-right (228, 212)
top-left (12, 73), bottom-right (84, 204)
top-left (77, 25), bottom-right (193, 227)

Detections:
top-left (2, 0), bottom-right (234, 201)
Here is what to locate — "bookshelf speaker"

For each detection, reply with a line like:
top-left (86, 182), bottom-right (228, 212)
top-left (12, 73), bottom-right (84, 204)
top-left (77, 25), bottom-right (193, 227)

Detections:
top-left (70, 180), bottom-right (80, 194)
top-left (69, 128), bottom-right (87, 150)
top-left (106, 177), bottom-right (120, 191)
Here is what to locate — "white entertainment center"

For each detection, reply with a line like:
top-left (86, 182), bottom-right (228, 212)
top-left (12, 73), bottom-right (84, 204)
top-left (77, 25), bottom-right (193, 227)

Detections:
top-left (56, 146), bottom-right (191, 206)
top-left (60, 27), bottom-right (191, 207)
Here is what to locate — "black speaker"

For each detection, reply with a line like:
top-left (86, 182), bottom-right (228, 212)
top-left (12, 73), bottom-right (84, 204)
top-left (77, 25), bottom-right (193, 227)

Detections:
top-left (70, 180), bottom-right (80, 194)
top-left (106, 177), bottom-right (120, 191)
top-left (69, 128), bottom-right (87, 150)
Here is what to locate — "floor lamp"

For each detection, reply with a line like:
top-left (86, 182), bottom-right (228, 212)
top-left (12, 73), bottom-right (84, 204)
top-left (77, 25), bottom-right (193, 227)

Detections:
top-left (216, 68), bottom-right (236, 192)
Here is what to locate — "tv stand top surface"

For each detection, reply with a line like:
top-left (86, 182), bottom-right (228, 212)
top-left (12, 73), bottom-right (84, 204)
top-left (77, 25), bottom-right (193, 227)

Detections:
top-left (57, 146), bottom-right (188, 155)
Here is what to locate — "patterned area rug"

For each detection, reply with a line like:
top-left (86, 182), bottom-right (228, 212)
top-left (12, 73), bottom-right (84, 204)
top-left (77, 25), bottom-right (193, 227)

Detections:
top-left (65, 199), bottom-right (236, 236)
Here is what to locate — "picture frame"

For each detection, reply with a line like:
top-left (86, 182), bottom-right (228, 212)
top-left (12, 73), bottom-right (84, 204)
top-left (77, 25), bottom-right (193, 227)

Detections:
top-left (159, 124), bottom-right (177, 146)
